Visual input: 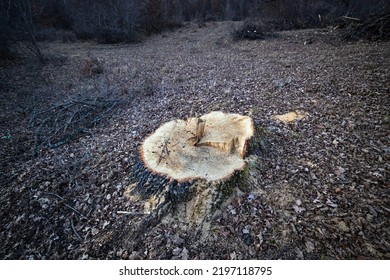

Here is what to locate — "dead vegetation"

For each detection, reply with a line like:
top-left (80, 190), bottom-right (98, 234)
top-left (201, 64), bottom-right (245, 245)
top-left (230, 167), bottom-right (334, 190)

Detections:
top-left (30, 96), bottom-right (120, 155)
top-left (233, 20), bottom-right (274, 41)
top-left (80, 57), bottom-right (104, 77)
top-left (341, 13), bottom-right (390, 41)
top-left (0, 22), bottom-right (389, 260)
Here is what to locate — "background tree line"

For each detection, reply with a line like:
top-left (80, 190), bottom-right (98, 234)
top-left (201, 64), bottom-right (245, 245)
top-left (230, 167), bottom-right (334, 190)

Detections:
top-left (1, 0), bottom-right (389, 59)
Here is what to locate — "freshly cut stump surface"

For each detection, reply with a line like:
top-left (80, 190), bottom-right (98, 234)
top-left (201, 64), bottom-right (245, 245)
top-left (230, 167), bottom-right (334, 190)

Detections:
top-left (140, 111), bottom-right (254, 182)
top-left (128, 111), bottom-right (257, 238)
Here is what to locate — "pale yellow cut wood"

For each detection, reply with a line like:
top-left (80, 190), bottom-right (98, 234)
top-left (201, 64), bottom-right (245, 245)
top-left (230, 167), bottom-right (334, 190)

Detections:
top-left (272, 111), bottom-right (307, 123)
top-left (140, 111), bottom-right (254, 182)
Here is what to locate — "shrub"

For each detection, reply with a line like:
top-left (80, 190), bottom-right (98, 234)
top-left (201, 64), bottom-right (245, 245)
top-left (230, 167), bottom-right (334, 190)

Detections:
top-left (233, 19), bottom-right (273, 40)
top-left (342, 13), bottom-right (390, 41)
top-left (80, 57), bottom-right (104, 77)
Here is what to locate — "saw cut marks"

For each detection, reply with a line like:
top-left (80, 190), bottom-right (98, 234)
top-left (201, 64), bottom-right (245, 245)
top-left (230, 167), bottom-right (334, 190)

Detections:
top-left (140, 111), bottom-right (254, 182)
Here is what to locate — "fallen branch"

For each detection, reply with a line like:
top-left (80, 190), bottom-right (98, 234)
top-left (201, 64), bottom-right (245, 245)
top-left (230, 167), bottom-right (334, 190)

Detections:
top-left (46, 192), bottom-right (87, 218)
top-left (31, 96), bottom-right (121, 155)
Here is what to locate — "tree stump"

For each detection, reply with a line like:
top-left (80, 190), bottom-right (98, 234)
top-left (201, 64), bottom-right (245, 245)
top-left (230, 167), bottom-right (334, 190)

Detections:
top-left (127, 111), bottom-right (260, 236)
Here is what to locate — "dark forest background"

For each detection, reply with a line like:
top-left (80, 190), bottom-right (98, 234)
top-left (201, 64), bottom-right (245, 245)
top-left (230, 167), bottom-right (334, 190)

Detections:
top-left (1, 0), bottom-right (389, 59)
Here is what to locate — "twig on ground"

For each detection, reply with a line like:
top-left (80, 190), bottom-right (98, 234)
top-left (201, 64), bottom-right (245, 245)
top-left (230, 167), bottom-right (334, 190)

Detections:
top-left (71, 217), bottom-right (83, 241)
top-left (342, 16), bottom-right (361, 21)
top-left (46, 192), bottom-right (87, 218)
top-left (116, 210), bottom-right (148, 215)
top-left (31, 96), bottom-right (122, 155)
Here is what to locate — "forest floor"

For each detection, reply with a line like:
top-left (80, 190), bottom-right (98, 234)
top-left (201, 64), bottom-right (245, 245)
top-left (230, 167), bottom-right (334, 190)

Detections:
top-left (0, 21), bottom-right (389, 260)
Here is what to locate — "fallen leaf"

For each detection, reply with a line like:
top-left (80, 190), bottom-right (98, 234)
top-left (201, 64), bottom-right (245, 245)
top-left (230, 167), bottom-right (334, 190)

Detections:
top-left (181, 247), bottom-right (189, 260)
top-left (326, 198), bottom-right (338, 208)
top-left (337, 221), bottom-right (349, 232)
top-left (172, 247), bottom-right (181, 256)
top-left (257, 231), bottom-right (263, 245)
top-left (295, 247), bottom-right (304, 259)
top-left (305, 241), bottom-right (315, 253)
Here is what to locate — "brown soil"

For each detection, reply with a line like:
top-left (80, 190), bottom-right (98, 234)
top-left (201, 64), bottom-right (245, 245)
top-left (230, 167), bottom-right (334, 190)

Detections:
top-left (0, 22), bottom-right (389, 260)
